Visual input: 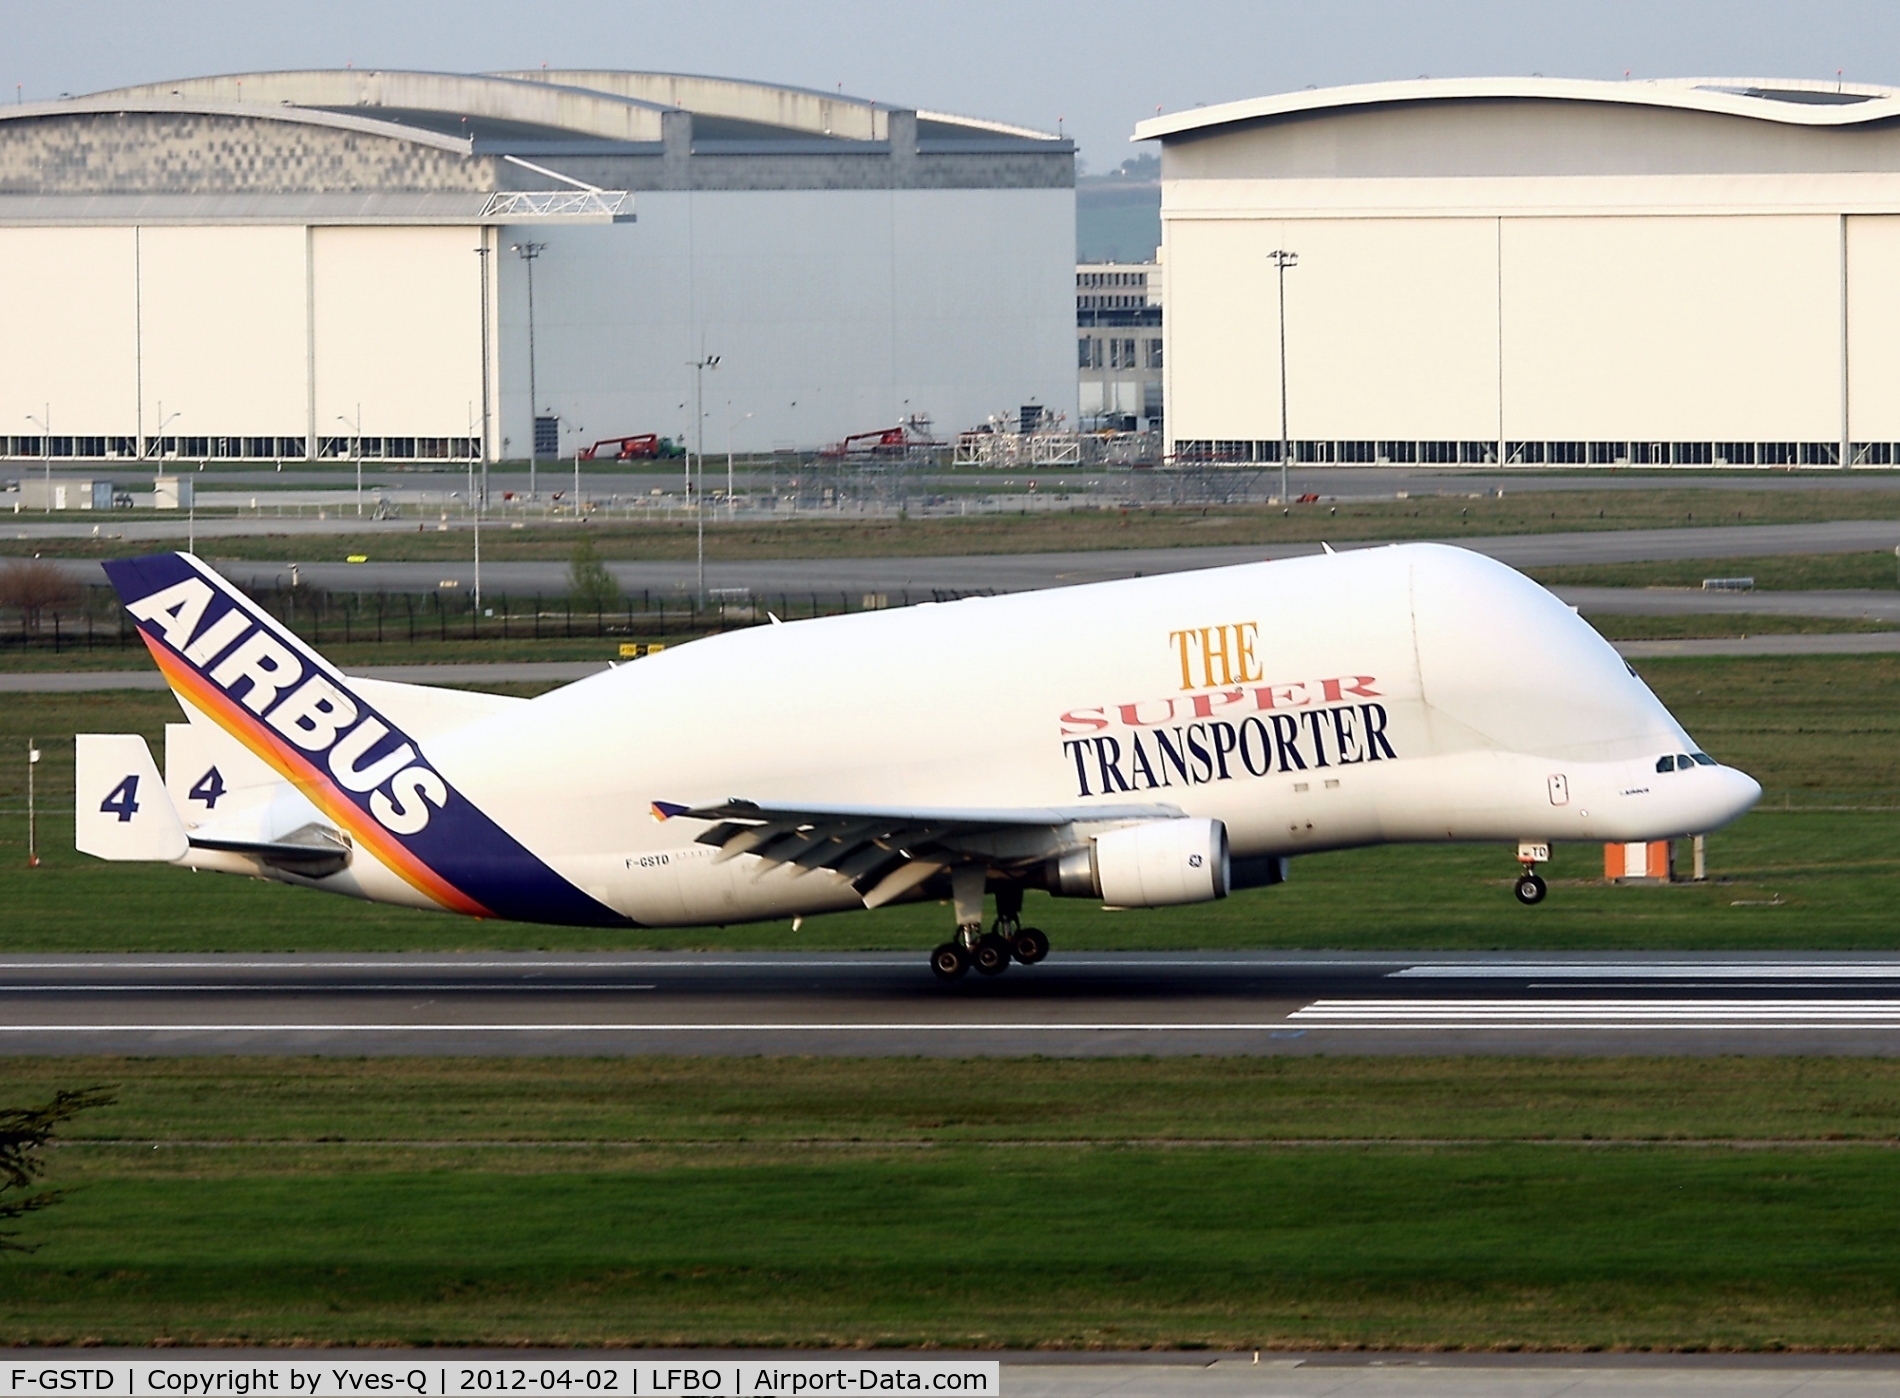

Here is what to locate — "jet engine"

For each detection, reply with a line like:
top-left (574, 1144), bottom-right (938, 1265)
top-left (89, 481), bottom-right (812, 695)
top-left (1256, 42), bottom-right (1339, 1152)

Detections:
top-left (1048, 818), bottom-right (1230, 906)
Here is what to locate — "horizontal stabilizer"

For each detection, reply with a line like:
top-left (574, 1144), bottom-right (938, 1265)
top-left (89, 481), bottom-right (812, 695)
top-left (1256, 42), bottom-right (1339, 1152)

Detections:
top-left (75, 733), bottom-right (187, 862)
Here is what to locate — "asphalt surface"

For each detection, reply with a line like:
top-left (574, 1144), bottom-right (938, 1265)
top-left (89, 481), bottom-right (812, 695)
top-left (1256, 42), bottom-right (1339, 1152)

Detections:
top-left (9, 951), bottom-right (1900, 1057)
top-left (26, 519), bottom-right (1900, 594)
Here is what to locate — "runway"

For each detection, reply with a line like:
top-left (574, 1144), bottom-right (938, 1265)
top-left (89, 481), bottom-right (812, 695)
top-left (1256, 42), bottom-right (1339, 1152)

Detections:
top-left (9, 951), bottom-right (1900, 1056)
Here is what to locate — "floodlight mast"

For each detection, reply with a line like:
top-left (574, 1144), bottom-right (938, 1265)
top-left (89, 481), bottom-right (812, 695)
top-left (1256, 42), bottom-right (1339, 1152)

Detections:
top-left (690, 353), bottom-right (721, 599)
top-left (1268, 248), bottom-right (1298, 509)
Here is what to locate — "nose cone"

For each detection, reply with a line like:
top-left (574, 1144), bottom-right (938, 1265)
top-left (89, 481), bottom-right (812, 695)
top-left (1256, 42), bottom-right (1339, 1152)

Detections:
top-left (1707, 765), bottom-right (1763, 831)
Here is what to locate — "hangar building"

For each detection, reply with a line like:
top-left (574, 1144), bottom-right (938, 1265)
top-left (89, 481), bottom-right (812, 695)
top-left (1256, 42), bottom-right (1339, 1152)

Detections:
top-left (0, 69), bottom-right (1075, 466)
top-left (1135, 78), bottom-right (1900, 468)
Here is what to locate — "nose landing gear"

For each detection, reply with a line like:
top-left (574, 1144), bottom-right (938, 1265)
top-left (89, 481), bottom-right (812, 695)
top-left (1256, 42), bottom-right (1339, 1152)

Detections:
top-left (1514, 841), bottom-right (1550, 904)
top-left (930, 874), bottom-right (1048, 980)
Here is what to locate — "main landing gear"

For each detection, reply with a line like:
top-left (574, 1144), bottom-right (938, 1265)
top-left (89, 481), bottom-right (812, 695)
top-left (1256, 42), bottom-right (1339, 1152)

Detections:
top-left (930, 873), bottom-right (1049, 980)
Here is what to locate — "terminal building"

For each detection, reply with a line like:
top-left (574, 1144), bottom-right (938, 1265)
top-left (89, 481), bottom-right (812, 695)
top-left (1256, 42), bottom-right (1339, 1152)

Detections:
top-left (0, 69), bottom-right (1075, 466)
top-left (1076, 260), bottom-right (1163, 432)
top-left (1136, 78), bottom-right (1900, 467)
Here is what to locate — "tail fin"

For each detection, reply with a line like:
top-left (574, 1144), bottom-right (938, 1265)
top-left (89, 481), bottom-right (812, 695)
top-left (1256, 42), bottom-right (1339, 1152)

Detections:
top-left (100, 553), bottom-right (620, 925)
top-left (75, 734), bottom-right (187, 862)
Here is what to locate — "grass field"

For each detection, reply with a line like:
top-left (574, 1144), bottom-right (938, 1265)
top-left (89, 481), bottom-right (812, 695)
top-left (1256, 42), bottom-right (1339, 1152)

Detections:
top-left (2, 655), bottom-right (1896, 952)
top-left (8, 488), bottom-right (1900, 563)
top-left (1529, 550), bottom-right (1900, 592)
top-left (8, 1057), bottom-right (1900, 1348)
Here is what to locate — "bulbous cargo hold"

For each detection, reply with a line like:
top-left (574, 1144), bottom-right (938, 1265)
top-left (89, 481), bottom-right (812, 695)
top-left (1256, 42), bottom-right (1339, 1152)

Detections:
top-left (81, 544), bottom-right (1758, 979)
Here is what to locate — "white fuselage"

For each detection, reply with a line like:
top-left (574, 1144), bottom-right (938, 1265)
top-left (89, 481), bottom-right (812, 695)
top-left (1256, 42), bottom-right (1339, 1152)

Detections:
top-left (357, 543), bottom-right (1757, 926)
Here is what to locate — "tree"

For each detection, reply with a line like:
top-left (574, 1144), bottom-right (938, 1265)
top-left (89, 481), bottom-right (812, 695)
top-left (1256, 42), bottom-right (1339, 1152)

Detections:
top-left (0, 559), bottom-right (81, 634)
top-left (0, 1087), bottom-right (116, 1253)
top-left (568, 532), bottom-right (621, 613)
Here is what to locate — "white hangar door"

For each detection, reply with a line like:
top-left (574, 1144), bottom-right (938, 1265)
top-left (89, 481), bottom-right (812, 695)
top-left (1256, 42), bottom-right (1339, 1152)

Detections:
top-left (1846, 215), bottom-right (1900, 450)
top-left (311, 226), bottom-right (485, 446)
top-left (1163, 215), bottom-right (1501, 447)
top-left (1500, 215), bottom-right (1841, 446)
top-left (140, 225), bottom-right (310, 444)
top-left (0, 227), bottom-right (138, 439)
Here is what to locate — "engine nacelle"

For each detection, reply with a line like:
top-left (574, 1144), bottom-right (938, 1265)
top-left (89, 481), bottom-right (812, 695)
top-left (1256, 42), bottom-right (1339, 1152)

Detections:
top-left (1048, 818), bottom-right (1230, 906)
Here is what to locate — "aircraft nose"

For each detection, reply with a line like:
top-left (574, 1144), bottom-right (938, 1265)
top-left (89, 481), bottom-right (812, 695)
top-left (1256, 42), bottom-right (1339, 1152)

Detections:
top-left (1708, 765), bottom-right (1762, 829)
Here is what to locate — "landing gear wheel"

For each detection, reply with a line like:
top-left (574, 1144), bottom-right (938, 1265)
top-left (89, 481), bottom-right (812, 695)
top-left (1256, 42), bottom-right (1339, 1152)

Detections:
top-left (1514, 873), bottom-right (1548, 905)
top-left (1011, 927), bottom-right (1050, 964)
top-left (930, 942), bottom-right (970, 980)
top-left (972, 934), bottom-right (1013, 976)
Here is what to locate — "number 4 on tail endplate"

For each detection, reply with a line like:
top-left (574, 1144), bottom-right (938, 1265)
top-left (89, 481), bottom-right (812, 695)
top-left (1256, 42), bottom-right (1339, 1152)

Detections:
top-left (189, 766), bottom-right (226, 809)
top-left (100, 775), bottom-right (141, 823)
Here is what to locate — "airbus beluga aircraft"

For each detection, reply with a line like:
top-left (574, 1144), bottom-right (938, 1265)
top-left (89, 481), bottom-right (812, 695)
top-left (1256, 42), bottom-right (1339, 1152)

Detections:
top-left (77, 546), bottom-right (1759, 979)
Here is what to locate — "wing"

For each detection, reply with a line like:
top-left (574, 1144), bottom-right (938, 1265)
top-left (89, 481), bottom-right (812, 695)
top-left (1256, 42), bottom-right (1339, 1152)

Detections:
top-left (659, 797), bottom-right (1184, 908)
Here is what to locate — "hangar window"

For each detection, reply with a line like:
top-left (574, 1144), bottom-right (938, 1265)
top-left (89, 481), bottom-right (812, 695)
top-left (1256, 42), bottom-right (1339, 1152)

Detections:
top-left (72, 437), bottom-right (104, 458)
top-left (418, 438), bottom-right (451, 459)
top-left (1506, 441), bottom-right (1544, 464)
top-left (277, 436), bottom-right (306, 459)
top-left (1673, 442), bottom-right (1713, 465)
top-left (1419, 441), bottom-right (1457, 463)
top-left (1799, 442), bottom-right (1839, 466)
top-left (179, 437), bottom-right (208, 458)
top-left (1715, 442), bottom-right (1755, 464)
top-left (1378, 441), bottom-right (1417, 463)
top-left (1459, 441), bottom-right (1497, 464)
top-left (1758, 442), bottom-right (1797, 465)
top-left (1853, 443), bottom-right (1892, 465)
top-left (243, 437), bottom-right (274, 459)
top-left (1295, 440), bottom-right (1334, 463)
top-left (1548, 441), bottom-right (1585, 464)
top-left (384, 437), bottom-right (416, 459)
top-left (47, 437), bottom-right (73, 457)
top-left (10, 436), bottom-right (39, 455)
top-left (453, 438), bottom-right (478, 459)
top-left (108, 437), bottom-right (136, 458)
top-left (1588, 441), bottom-right (1624, 464)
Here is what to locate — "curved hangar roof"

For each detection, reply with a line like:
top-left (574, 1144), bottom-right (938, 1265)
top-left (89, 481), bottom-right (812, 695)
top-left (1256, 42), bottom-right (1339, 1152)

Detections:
top-left (73, 68), bottom-right (1058, 150)
top-left (0, 69), bottom-right (1070, 222)
top-left (1133, 76), bottom-right (1900, 178)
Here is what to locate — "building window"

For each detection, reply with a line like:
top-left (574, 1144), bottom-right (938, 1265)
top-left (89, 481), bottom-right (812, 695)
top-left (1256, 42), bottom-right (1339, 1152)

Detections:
top-left (1799, 442), bottom-right (1839, 465)
top-left (1673, 442), bottom-right (1713, 465)
top-left (1715, 442), bottom-right (1755, 464)
top-left (1588, 441), bottom-right (1623, 464)
top-left (1146, 338), bottom-right (1163, 369)
top-left (1854, 442), bottom-right (1893, 465)
top-left (1629, 442), bottom-right (1665, 464)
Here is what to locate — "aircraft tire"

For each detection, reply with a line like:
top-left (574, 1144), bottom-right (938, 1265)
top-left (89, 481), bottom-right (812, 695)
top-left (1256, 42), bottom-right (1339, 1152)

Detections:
top-left (1514, 873), bottom-right (1548, 905)
top-left (931, 943), bottom-right (970, 980)
top-left (972, 935), bottom-right (1013, 976)
top-left (1011, 927), bottom-right (1050, 964)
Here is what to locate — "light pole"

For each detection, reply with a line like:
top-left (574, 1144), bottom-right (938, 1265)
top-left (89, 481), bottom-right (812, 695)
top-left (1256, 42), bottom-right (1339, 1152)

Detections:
top-left (1268, 248), bottom-right (1298, 508)
top-left (727, 408), bottom-right (752, 517)
top-left (25, 406), bottom-right (49, 513)
top-left (337, 406), bottom-right (363, 516)
top-left (511, 241), bottom-right (547, 464)
top-left (26, 737), bottom-right (40, 868)
top-left (689, 353), bottom-right (720, 598)
top-left (474, 239), bottom-right (494, 608)
top-left (147, 404), bottom-right (180, 460)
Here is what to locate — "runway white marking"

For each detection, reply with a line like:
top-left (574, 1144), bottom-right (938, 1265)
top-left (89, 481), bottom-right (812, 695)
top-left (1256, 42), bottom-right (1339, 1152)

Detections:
top-left (0, 984), bottom-right (656, 993)
top-left (1393, 963), bottom-right (1900, 979)
top-left (1, 1022), bottom-right (1301, 1033)
top-left (1293, 998), bottom-right (1900, 1028)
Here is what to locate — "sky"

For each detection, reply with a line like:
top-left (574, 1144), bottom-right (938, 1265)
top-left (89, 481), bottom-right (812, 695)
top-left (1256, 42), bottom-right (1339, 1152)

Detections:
top-left (7, 0), bottom-right (1900, 170)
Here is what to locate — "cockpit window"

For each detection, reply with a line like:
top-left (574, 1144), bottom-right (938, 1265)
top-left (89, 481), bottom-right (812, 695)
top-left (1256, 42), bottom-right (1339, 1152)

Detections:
top-left (1691, 752), bottom-right (1716, 767)
top-left (1656, 756), bottom-right (1674, 773)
